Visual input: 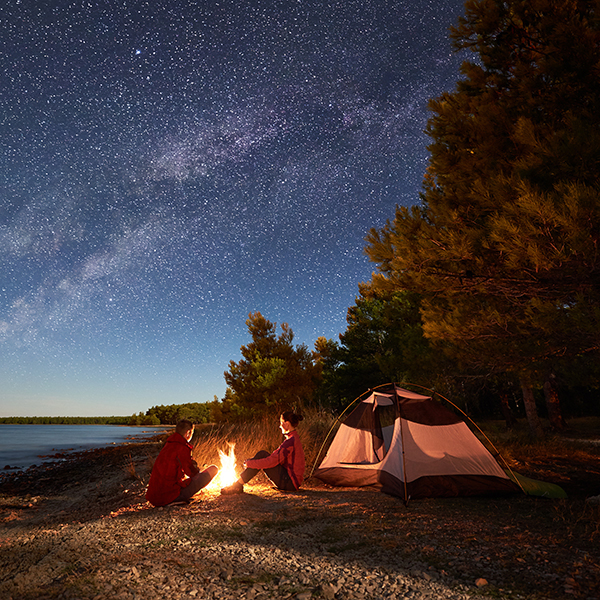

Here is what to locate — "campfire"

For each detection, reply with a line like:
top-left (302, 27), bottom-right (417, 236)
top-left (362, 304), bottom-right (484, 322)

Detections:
top-left (210, 443), bottom-right (238, 490)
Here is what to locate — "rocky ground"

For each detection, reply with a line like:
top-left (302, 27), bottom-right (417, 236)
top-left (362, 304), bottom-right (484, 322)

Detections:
top-left (1, 437), bottom-right (599, 600)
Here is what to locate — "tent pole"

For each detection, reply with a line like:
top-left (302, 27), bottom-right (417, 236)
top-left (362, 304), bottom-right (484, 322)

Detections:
top-left (309, 383), bottom-right (391, 478)
top-left (399, 414), bottom-right (409, 506)
top-left (394, 388), bottom-right (410, 506)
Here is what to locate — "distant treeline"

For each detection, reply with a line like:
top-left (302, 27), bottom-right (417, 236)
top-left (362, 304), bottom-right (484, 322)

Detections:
top-left (1, 403), bottom-right (214, 426)
top-left (129, 402), bottom-right (212, 426)
top-left (0, 416), bottom-right (130, 425)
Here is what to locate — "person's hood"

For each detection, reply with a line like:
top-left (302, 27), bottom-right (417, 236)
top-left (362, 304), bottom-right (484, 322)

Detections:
top-left (166, 432), bottom-right (192, 448)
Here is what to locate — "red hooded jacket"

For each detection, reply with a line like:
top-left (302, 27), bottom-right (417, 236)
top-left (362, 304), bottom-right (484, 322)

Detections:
top-left (146, 432), bottom-right (199, 506)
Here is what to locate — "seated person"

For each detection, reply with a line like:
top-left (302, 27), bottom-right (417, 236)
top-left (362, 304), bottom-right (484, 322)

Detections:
top-left (221, 411), bottom-right (305, 494)
top-left (146, 419), bottom-right (218, 506)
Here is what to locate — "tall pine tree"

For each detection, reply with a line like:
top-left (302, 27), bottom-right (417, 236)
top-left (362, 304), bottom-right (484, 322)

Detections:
top-left (365, 0), bottom-right (600, 435)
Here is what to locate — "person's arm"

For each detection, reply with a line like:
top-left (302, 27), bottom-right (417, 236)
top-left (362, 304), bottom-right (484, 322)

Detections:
top-left (245, 438), bottom-right (292, 470)
top-left (177, 449), bottom-right (200, 480)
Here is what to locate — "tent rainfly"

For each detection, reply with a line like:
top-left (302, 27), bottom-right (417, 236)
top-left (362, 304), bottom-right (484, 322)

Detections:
top-left (314, 384), bottom-right (520, 501)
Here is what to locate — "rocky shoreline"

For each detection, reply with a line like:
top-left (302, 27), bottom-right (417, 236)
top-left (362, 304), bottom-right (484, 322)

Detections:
top-left (1, 438), bottom-right (599, 599)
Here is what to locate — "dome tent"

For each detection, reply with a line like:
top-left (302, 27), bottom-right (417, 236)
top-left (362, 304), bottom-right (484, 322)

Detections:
top-left (313, 384), bottom-right (521, 502)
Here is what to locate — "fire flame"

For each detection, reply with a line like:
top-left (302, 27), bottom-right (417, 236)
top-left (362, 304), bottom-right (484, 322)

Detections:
top-left (214, 443), bottom-right (238, 489)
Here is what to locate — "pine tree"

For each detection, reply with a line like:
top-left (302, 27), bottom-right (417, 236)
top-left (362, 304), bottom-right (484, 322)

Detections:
top-left (365, 0), bottom-right (600, 435)
top-left (328, 285), bottom-right (452, 403)
top-left (312, 336), bottom-right (344, 411)
top-left (223, 312), bottom-right (320, 419)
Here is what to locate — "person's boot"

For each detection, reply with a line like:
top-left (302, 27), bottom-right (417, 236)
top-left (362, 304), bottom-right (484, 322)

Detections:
top-left (220, 481), bottom-right (244, 495)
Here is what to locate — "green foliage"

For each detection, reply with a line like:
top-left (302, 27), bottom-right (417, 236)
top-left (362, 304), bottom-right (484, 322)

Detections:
top-left (145, 402), bottom-right (211, 425)
top-left (312, 336), bottom-right (344, 410)
top-left (128, 412), bottom-right (161, 426)
top-left (318, 285), bottom-right (458, 411)
top-left (220, 312), bottom-right (321, 420)
top-left (250, 354), bottom-right (287, 402)
top-left (365, 0), bottom-right (600, 396)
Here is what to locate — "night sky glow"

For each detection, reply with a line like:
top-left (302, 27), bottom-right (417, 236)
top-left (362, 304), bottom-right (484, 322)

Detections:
top-left (1, 0), bottom-right (465, 417)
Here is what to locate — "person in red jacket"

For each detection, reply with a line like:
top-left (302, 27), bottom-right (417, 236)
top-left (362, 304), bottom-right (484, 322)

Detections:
top-left (146, 419), bottom-right (218, 507)
top-left (221, 411), bottom-right (305, 494)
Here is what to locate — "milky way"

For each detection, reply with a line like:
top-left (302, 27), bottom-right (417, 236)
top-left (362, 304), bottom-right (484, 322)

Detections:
top-left (0, 0), bottom-right (465, 416)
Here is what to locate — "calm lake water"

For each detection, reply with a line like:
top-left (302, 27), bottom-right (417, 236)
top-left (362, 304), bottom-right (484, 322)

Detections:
top-left (0, 424), bottom-right (168, 471)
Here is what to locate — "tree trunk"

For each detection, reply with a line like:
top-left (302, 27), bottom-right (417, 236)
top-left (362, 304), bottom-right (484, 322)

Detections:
top-left (499, 392), bottom-right (517, 429)
top-left (520, 374), bottom-right (544, 438)
top-left (543, 373), bottom-right (567, 431)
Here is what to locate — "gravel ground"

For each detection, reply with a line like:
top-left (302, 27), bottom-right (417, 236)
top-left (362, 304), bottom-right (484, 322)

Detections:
top-left (1, 440), bottom-right (599, 600)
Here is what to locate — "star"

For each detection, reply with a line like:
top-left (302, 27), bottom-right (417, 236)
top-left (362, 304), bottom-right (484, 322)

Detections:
top-left (0, 0), bottom-right (466, 416)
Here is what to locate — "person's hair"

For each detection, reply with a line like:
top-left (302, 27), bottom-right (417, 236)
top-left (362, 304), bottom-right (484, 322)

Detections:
top-left (175, 419), bottom-right (194, 436)
top-left (281, 411), bottom-right (303, 427)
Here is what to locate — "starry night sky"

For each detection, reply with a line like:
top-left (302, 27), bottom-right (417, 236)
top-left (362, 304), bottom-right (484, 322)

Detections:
top-left (1, 0), bottom-right (465, 417)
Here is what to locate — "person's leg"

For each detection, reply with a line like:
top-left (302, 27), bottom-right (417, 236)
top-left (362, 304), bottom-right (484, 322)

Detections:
top-left (221, 450), bottom-right (270, 494)
top-left (262, 464), bottom-right (296, 491)
top-left (228, 451), bottom-right (296, 492)
top-left (174, 465), bottom-right (218, 503)
top-left (238, 450), bottom-right (270, 484)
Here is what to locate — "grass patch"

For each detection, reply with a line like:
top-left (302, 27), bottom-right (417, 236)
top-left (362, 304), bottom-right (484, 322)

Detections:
top-left (478, 418), bottom-right (600, 462)
top-left (190, 408), bottom-right (337, 474)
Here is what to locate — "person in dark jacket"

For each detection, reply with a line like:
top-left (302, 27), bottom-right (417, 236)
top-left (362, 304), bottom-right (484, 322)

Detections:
top-left (221, 411), bottom-right (305, 494)
top-left (146, 419), bottom-right (218, 506)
